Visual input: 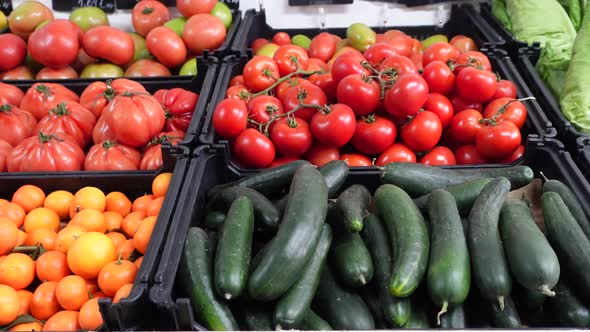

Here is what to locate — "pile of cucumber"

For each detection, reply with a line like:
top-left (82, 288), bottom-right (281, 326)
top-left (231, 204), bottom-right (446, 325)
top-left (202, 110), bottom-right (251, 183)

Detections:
top-left (178, 160), bottom-right (590, 330)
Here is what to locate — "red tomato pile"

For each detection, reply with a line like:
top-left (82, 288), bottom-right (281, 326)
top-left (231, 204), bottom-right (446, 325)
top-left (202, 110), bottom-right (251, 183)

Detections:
top-left (213, 30), bottom-right (529, 168)
top-left (0, 80), bottom-right (198, 172)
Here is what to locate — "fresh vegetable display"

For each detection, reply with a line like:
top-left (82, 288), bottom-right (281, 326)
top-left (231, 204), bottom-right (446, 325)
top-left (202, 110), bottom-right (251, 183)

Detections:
top-left (213, 26), bottom-right (532, 168)
top-left (0, 172), bottom-right (173, 331)
top-left (0, 79), bottom-right (198, 172)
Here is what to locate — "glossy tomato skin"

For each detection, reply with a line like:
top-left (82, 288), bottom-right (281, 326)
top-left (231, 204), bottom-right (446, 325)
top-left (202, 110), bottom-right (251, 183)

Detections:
top-left (283, 83), bottom-right (327, 123)
top-left (272, 32), bottom-right (291, 46)
top-left (275, 77), bottom-right (308, 103)
top-left (146, 27), bottom-right (187, 68)
top-left (233, 128), bottom-right (275, 168)
top-left (8, 132), bottom-right (84, 172)
top-left (84, 141), bottom-right (141, 171)
top-left (225, 85), bottom-right (250, 102)
top-left (331, 51), bottom-right (370, 85)
top-left (132, 0), bottom-right (170, 37)
top-left (243, 56), bottom-right (279, 93)
top-left (422, 61), bottom-right (455, 95)
top-left (401, 111), bottom-right (442, 152)
top-left (125, 59), bottom-right (171, 78)
top-left (375, 143), bottom-right (416, 166)
top-left (449, 109), bottom-right (483, 145)
top-left (382, 30), bottom-right (413, 57)
top-left (450, 36), bottom-right (478, 53)
top-left (308, 73), bottom-right (337, 102)
top-left (0, 104), bottom-right (37, 146)
top-left (456, 67), bottom-right (498, 103)
top-left (309, 32), bottom-right (336, 62)
top-left (384, 74), bottom-right (429, 119)
top-left (153, 88), bottom-right (198, 133)
top-left (420, 146), bottom-right (456, 166)
top-left (20, 83), bottom-right (79, 121)
top-left (476, 121), bottom-right (521, 160)
top-left (424, 93), bottom-right (454, 129)
top-left (229, 75), bottom-right (245, 87)
top-left (141, 131), bottom-right (185, 170)
top-left (8, 1), bottom-right (54, 40)
top-left (273, 45), bottom-right (309, 77)
top-left (454, 145), bottom-right (487, 165)
top-left (451, 51), bottom-right (492, 75)
top-left (1, 66), bottom-right (34, 80)
top-left (0, 139), bottom-right (11, 171)
top-left (305, 145), bottom-right (340, 167)
top-left (83, 26), bottom-right (135, 66)
top-left (247, 95), bottom-right (284, 127)
top-left (451, 95), bottom-right (482, 113)
top-left (182, 14), bottom-right (226, 54)
top-left (336, 74), bottom-right (380, 116)
top-left (340, 153), bottom-right (372, 167)
top-left (28, 20), bottom-right (80, 69)
top-left (483, 97), bottom-right (527, 129)
top-left (92, 115), bottom-right (116, 144)
top-left (311, 104), bottom-right (356, 147)
top-left (213, 99), bottom-right (248, 139)
top-left (378, 55), bottom-right (418, 78)
top-left (422, 42), bottom-right (460, 68)
top-left (251, 38), bottom-right (269, 54)
top-left (493, 80), bottom-right (517, 100)
top-left (0, 83), bottom-right (25, 106)
top-left (36, 101), bottom-right (97, 148)
top-left (36, 67), bottom-right (79, 80)
top-left (364, 43), bottom-right (399, 67)
top-left (351, 114), bottom-right (396, 155)
top-left (177, 0), bottom-right (217, 17)
top-left (499, 145), bottom-right (525, 163)
top-left (270, 117), bottom-right (312, 157)
top-left (0, 34), bottom-right (26, 71)
top-left (307, 58), bottom-right (328, 73)
top-left (80, 79), bottom-right (146, 118)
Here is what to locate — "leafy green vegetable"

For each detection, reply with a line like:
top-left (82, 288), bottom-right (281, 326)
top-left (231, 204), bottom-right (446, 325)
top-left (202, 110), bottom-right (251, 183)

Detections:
top-left (492, 0), bottom-right (512, 32)
top-left (557, 0), bottom-right (584, 30)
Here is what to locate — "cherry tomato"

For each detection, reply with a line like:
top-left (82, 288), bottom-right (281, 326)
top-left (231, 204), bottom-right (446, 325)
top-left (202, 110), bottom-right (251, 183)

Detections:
top-left (146, 26), bottom-right (187, 68)
top-left (233, 128), bottom-right (275, 168)
top-left (454, 145), bottom-right (487, 165)
top-left (483, 97), bottom-right (528, 129)
top-left (229, 75), bottom-right (245, 87)
top-left (340, 153), bottom-right (372, 167)
top-left (251, 38), bottom-right (270, 54)
top-left (308, 73), bottom-right (337, 102)
top-left (420, 146), bottom-right (456, 166)
top-left (305, 145), bottom-right (339, 167)
top-left (83, 26), bottom-right (134, 66)
top-left (476, 121), bottom-right (521, 160)
top-left (422, 61), bottom-right (455, 95)
top-left (375, 143), bottom-right (416, 166)
top-left (182, 14), bottom-right (226, 54)
top-left (351, 114), bottom-right (396, 155)
top-left (449, 109), bottom-right (483, 145)
top-left (0, 34), bottom-right (26, 72)
top-left (422, 42), bottom-right (460, 68)
top-left (450, 35), bottom-right (478, 52)
top-left (283, 83), bottom-right (327, 123)
top-left (177, 0), bottom-right (217, 18)
top-left (364, 43), bottom-right (398, 67)
top-left (242, 56), bottom-right (280, 93)
top-left (309, 32), bottom-right (337, 62)
top-left (423, 93), bottom-right (454, 129)
top-left (493, 80), bottom-right (517, 100)
top-left (213, 99), bottom-right (248, 139)
top-left (272, 32), bottom-right (291, 46)
top-left (247, 95), bottom-right (284, 126)
top-left (451, 51), bottom-right (492, 75)
top-left (377, 55), bottom-right (418, 78)
top-left (124, 59), bottom-right (171, 77)
top-left (28, 20), bottom-right (79, 69)
top-left (401, 111), bottom-right (442, 152)
top-left (455, 67), bottom-right (497, 103)
top-left (451, 95), bottom-right (482, 113)
top-left (331, 51), bottom-right (370, 85)
top-left (273, 45), bottom-right (309, 77)
top-left (132, 0), bottom-right (170, 37)
top-left (311, 104), bottom-right (356, 147)
top-left (336, 74), bottom-right (380, 116)
top-left (384, 74), bottom-right (429, 119)
top-left (499, 145), bottom-right (525, 163)
top-left (225, 85), bottom-right (251, 102)
top-left (270, 117), bottom-right (312, 157)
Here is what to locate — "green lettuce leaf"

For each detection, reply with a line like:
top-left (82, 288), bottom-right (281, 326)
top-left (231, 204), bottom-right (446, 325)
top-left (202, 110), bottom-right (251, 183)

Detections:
top-left (557, 0), bottom-right (583, 30)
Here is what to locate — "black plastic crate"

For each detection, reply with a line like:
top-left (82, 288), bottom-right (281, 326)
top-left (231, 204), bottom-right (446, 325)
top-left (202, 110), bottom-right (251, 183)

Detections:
top-left (479, 2), bottom-right (538, 56)
top-left (148, 137), bottom-right (590, 330)
top-left (230, 3), bottom-right (504, 55)
top-left (576, 136), bottom-right (590, 182)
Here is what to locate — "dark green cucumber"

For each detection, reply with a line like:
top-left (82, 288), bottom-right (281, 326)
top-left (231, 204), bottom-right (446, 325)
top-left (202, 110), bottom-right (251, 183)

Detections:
top-left (208, 160), bottom-right (311, 197)
top-left (248, 165), bottom-right (328, 301)
top-left (359, 285), bottom-right (388, 329)
top-left (414, 178), bottom-right (493, 216)
top-left (214, 196), bottom-right (254, 300)
top-left (544, 179), bottom-right (590, 240)
top-left (380, 163), bottom-right (533, 196)
top-left (490, 295), bottom-right (521, 328)
top-left (513, 283), bottom-right (547, 313)
top-left (334, 185), bottom-right (371, 232)
top-left (468, 177), bottom-right (512, 308)
top-left (329, 228), bottom-right (373, 288)
top-left (374, 184), bottom-right (429, 297)
top-left (404, 301), bottom-right (431, 328)
top-left (204, 211), bottom-right (226, 230)
top-left (461, 218), bottom-right (469, 236)
top-left (500, 199), bottom-right (560, 296)
top-left (440, 305), bottom-right (466, 328)
top-left (300, 310), bottom-right (332, 330)
top-left (178, 227), bottom-right (238, 331)
top-left (210, 187), bottom-right (280, 230)
top-left (427, 189), bottom-right (471, 324)
top-left (312, 265), bottom-right (375, 330)
top-left (546, 281), bottom-right (590, 327)
top-left (361, 213), bottom-right (411, 327)
top-left (319, 160), bottom-right (349, 198)
top-left (274, 224), bottom-right (332, 329)
top-left (542, 192), bottom-right (590, 301)
top-left (239, 303), bottom-right (274, 331)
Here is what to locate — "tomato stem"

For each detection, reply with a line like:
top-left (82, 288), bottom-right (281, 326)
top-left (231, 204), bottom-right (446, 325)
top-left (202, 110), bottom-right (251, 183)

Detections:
top-left (50, 102), bottom-right (70, 116)
top-left (250, 69), bottom-right (322, 98)
top-left (0, 104), bottom-right (12, 112)
top-left (35, 84), bottom-right (52, 99)
top-left (102, 140), bottom-right (116, 149)
top-left (142, 6), bottom-right (155, 15)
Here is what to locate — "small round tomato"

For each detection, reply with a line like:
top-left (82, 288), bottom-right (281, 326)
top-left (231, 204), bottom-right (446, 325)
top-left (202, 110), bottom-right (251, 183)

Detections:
top-left (493, 80), bottom-right (517, 100)
top-left (449, 109), bottom-right (483, 145)
top-left (146, 26), bottom-right (187, 68)
top-left (0, 34), bottom-right (26, 71)
top-left (36, 67), bottom-right (79, 80)
top-left (84, 26), bottom-right (135, 66)
top-left (132, 0), bottom-right (170, 37)
top-left (182, 14), bottom-right (226, 54)
top-left (242, 56), bottom-right (279, 93)
top-left (311, 104), bottom-right (356, 147)
top-left (420, 146), bottom-right (456, 166)
top-left (272, 32), bottom-right (291, 46)
top-left (213, 99), bottom-right (248, 139)
top-left (483, 97), bottom-right (528, 129)
top-left (451, 51), bottom-right (492, 75)
top-left (375, 143), bottom-right (416, 166)
top-left (423, 93), bottom-right (453, 129)
top-left (422, 61), bottom-right (455, 95)
top-left (401, 111), bottom-right (442, 152)
top-left (283, 83), bottom-right (327, 123)
top-left (384, 74), bottom-right (429, 119)
top-left (455, 67), bottom-right (497, 103)
top-left (28, 20), bottom-right (79, 69)
top-left (125, 59), bottom-right (171, 77)
top-left (331, 51), bottom-right (370, 85)
top-left (451, 95), bottom-right (482, 113)
top-left (450, 35), bottom-right (478, 52)
top-left (307, 58), bottom-right (327, 72)
top-left (377, 54), bottom-right (417, 78)
top-left (351, 114), bottom-right (396, 155)
top-left (251, 38), bottom-right (270, 53)
top-left (233, 128), bottom-right (275, 168)
top-left (305, 145), bottom-right (339, 167)
top-left (499, 145), bottom-right (525, 163)
top-left (340, 153), bottom-right (372, 167)
top-left (336, 74), bottom-right (380, 116)
top-left (454, 145), bottom-right (487, 165)
top-left (247, 95), bottom-right (284, 127)
top-left (177, 0), bottom-right (217, 18)
top-left (273, 44), bottom-right (309, 77)
top-left (476, 121), bottom-right (521, 160)
top-left (270, 117), bottom-right (312, 157)
top-left (309, 32), bottom-right (337, 62)
top-left (422, 42), bottom-right (460, 68)
top-left (363, 43), bottom-right (398, 67)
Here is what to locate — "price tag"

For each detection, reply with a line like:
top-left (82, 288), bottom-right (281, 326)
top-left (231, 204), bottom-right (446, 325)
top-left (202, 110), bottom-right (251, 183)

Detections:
top-left (53, 0), bottom-right (116, 13)
top-left (116, 0), bottom-right (174, 9)
top-left (288, 0), bottom-right (352, 5)
top-left (0, 0), bottom-right (12, 16)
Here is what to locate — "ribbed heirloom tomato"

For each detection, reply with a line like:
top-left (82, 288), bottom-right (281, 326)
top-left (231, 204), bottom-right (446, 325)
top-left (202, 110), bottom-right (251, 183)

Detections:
top-left (8, 132), bottom-right (84, 172)
top-left (154, 88), bottom-right (198, 133)
top-left (20, 83), bottom-right (79, 121)
top-left (0, 139), bottom-right (10, 172)
top-left (0, 82), bottom-right (25, 105)
top-left (84, 141), bottom-right (141, 171)
top-left (141, 131), bottom-right (185, 171)
top-left (80, 79), bottom-right (146, 118)
top-left (36, 101), bottom-right (97, 148)
top-left (0, 104), bottom-right (37, 146)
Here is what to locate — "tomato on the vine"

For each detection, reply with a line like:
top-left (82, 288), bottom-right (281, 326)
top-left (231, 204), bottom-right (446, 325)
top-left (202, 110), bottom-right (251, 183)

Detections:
top-left (273, 45), bottom-right (309, 77)
top-left (476, 121), bottom-right (521, 160)
top-left (423, 93), bottom-right (454, 129)
top-left (450, 35), bottom-right (478, 53)
top-left (242, 56), bottom-right (280, 93)
top-left (283, 83), bottom-right (327, 123)
top-left (454, 145), bottom-right (487, 165)
top-left (377, 55), bottom-right (417, 78)
top-left (247, 95), bottom-right (284, 127)
top-left (451, 51), bottom-right (492, 75)
top-left (225, 85), bottom-right (251, 102)
top-left (270, 156), bottom-right (299, 167)
top-left (307, 58), bottom-right (328, 72)
top-left (340, 153), bottom-right (372, 167)
top-left (455, 67), bottom-right (497, 103)
top-left (270, 117), bottom-right (312, 157)
top-left (375, 143), bottom-right (416, 166)
top-left (451, 95), bottom-right (482, 113)
top-left (336, 74), bottom-right (380, 116)
top-left (309, 32), bottom-right (337, 62)
top-left (311, 104), bottom-right (356, 147)
top-left (351, 114), bottom-right (396, 155)
top-left (420, 146), bottom-right (456, 166)
top-left (331, 51), bottom-right (370, 85)
top-left (84, 141), bottom-right (141, 171)
top-left (305, 145), bottom-right (339, 167)
top-left (364, 43), bottom-right (399, 67)
top-left (382, 30), bottom-right (413, 57)
top-left (308, 73), bottom-right (337, 102)
top-left (384, 74), bottom-right (429, 119)
top-left (483, 97), bottom-right (528, 129)
top-left (275, 77), bottom-right (309, 103)
top-left (229, 75), bottom-right (245, 87)
top-left (251, 38), bottom-right (270, 54)
top-left (401, 111), bottom-right (442, 152)
top-left (449, 109), bottom-right (483, 145)
top-left (233, 128), bottom-right (275, 168)
top-left (493, 80), bottom-right (517, 100)
top-left (422, 61), bottom-right (455, 95)
top-left (213, 99), bottom-right (248, 139)
top-left (422, 42), bottom-right (460, 67)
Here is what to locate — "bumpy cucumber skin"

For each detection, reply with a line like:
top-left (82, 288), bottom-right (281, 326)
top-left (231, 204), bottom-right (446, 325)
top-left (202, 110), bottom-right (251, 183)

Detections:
top-left (335, 184), bottom-right (371, 232)
top-left (329, 228), bottom-right (374, 288)
top-left (300, 310), bottom-right (333, 330)
top-left (544, 179), bottom-right (590, 240)
top-left (546, 281), bottom-right (590, 327)
top-left (500, 199), bottom-right (560, 295)
top-left (211, 187), bottom-right (280, 230)
top-left (319, 160), bottom-right (349, 197)
top-left (374, 184), bottom-right (430, 297)
top-left (440, 305), bottom-right (466, 328)
top-left (490, 295), bottom-right (521, 328)
top-left (414, 178), bottom-right (492, 216)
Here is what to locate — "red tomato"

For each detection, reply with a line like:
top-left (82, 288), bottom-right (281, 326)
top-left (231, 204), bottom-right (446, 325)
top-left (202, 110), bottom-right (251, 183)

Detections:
top-left (213, 99), bottom-right (248, 139)
top-left (493, 80), bottom-right (517, 100)
top-left (270, 156), bottom-right (299, 167)
top-left (272, 32), bottom-right (291, 46)
top-left (0, 104), bottom-right (37, 146)
top-left (456, 67), bottom-right (497, 103)
top-left (20, 83), bottom-right (79, 121)
top-left (401, 111), bottom-right (442, 152)
top-left (451, 95), bottom-right (482, 113)
top-left (141, 131), bottom-right (185, 170)
top-left (307, 58), bottom-right (327, 72)
top-left (364, 43), bottom-right (399, 67)
top-left (305, 145), bottom-right (340, 167)
top-left (0, 34), bottom-right (26, 72)
top-left (80, 79), bottom-right (146, 118)
top-left (377, 55), bottom-right (418, 78)
top-left (449, 109), bottom-right (483, 145)
top-left (36, 67), bottom-right (79, 80)
top-left (476, 122), bottom-right (521, 160)
top-left (251, 38), bottom-right (270, 53)
top-left (182, 14), bottom-right (226, 54)
top-left (422, 61), bottom-right (455, 95)
top-left (411, 38), bottom-right (423, 54)
top-left (153, 88), bottom-right (198, 133)
top-left (225, 85), bottom-right (251, 102)
top-left (242, 56), bottom-right (279, 93)
top-left (382, 30), bottom-right (413, 57)
top-left (454, 145), bottom-right (487, 165)
top-left (309, 32), bottom-right (336, 62)
top-left (84, 141), bottom-right (141, 171)
top-left (1, 66), bottom-right (33, 80)
top-left (352, 114), bottom-right (396, 155)
top-left (375, 143), bottom-right (416, 166)
top-left (83, 26), bottom-right (135, 66)
top-left (424, 93), bottom-right (454, 129)
top-left (132, 0), bottom-right (170, 37)
top-left (36, 101), bottom-right (96, 148)
top-left (233, 128), bottom-right (275, 168)
top-left (308, 73), bottom-right (337, 102)
top-left (103, 93), bottom-right (165, 147)
top-left (283, 83), bottom-right (327, 123)
top-left (229, 75), bottom-right (245, 87)
top-left (450, 35), bottom-right (478, 52)
top-left (8, 1), bottom-right (54, 40)
top-left (273, 45), bottom-right (309, 77)
top-left (340, 153), bottom-right (372, 167)
top-left (177, 0), bottom-right (217, 17)
top-left (422, 42), bottom-right (460, 68)
top-left (409, 52), bottom-right (423, 71)
top-left (8, 132), bottom-right (84, 172)
top-left (146, 27), bottom-right (187, 68)
top-left (420, 146), bottom-right (456, 166)
top-left (270, 117), bottom-right (312, 157)
top-left (125, 59), bottom-right (172, 78)
top-left (311, 104), bottom-right (356, 147)
top-left (275, 77), bottom-right (309, 103)
top-left (0, 139), bottom-right (11, 171)
top-left (451, 51), bottom-right (492, 75)
top-left (331, 51), bottom-right (370, 85)
top-left (92, 115), bottom-right (116, 144)
top-left (384, 74), bottom-right (429, 119)
top-left (247, 95), bottom-right (284, 127)
top-left (28, 20), bottom-right (79, 69)
top-left (483, 97), bottom-right (528, 129)
top-left (0, 83), bottom-right (25, 106)
top-left (499, 145), bottom-right (525, 163)
top-left (336, 74), bottom-right (380, 116)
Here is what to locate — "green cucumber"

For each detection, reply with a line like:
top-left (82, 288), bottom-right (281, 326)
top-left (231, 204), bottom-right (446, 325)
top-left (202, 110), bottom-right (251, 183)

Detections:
top-left (178, 227), bottom-right (238, 331)
top-left (204, 211), bottom-right (226, 230)
top-left (239, 302), bottom-right (273, 331)
top-left (427, 189), bottom-right (471, 324)
top-left (312, 265), bottom-right (375, 330)
top-left (500, 199), bottom-right (560, 296)
top-left (468, 177), bottom-right (512, 308)
top-left (210, 187), bottom-right (280, 230)
top-left (542, 192), bottom-right (590, 301)
top-left (544, 179), bottom-right (590, 240)
top-left (334, 185), bottom-right (371, 232)
top-left (374, 184), bottom-right (429, 297)
top-left (513, 283), bottom-right (547, 313)
top-left (380, 163), bottom-right (533, 196)
top-left (461, 217), bottom-right (469, 236)
top-left (248, 165), bottom-right (328, 301)
top-left (329, 228), bottom-right (373, 288)
top-left (214, 196), bottom-right (254, 300)
top-left (359, 286), bottom-right (388, 329)
top-left (361, 213), bottom-right (411, 327)
top-left (490, 295), bottom-right (521, 328)
top-left (546, 281), bottom-right (590, 327)
top-left (300, 310), bottom-right (332, 330)
top-left (208, 160), bottom-right (310, 197)
top-left (404, 301), bottom-right (431, 328)
top-left (319, 160), bottom-right (349, 197)
top-left (274, 224), bottom-right (332, 329)
top-left (440, 305), bottom-right (466, 328)
top-left (414, 178), bottom-right (493, 216)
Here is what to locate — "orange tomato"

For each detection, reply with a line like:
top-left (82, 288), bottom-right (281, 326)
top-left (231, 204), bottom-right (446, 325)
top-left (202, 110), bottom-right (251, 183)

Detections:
top-left (0, 284), bottom-right (20, 325)
top-left (134, 216), bottom-right (157, 255)
top-left (24, 228), bottom-right (57, 250)
top-left (31, 281), bottom-right (60, 321)
top-left (12, 185), bottom-right (46, 213)
top-left (16, 289), bottom-right (33, 316)
top-left (0, 202), bottom-right (26, 228)
top-left (113, 283), bottom-right (133, 303)
top-left (146, 196), bottom-right (164, 217)
top-left (0, 253), bottom-right (36, 290)
top-left (44, 190), bottom-right (74, 220)
top-left (43, 310), bottom-right (80, 331)
top-left (67, 232), bottom-right (116, 279)
top-left (106, 231), bottom-right (127, 249)
top-left (24, 207), bottom-right (61, 233)
top-left (16, 230), bottom-right (27, 246)
top-left (55, 225), bottom-right (86, 254)
top-left (56, 275), bottom-right (90, 310)
top-left (70, 187), bottom-right (106, 218)
top-left (69, 209), bottom-right (106, 233)
top-left (9, 321), bottom-right (43, 332)
top-left (131, 194), bottom-right (155, 213)
top-left (105, 191), bottom-right (132, 217)
top-left (121, 211), bottom-right (146, 238)
top-left (135, 256), bottom-right (143, 269)
top-left (98, 259), bottom-right (138, 296)
top-left (0, 218), bottom-right (19, 255)
top-left (79, 297), bottom-right (103, 330)
top-left (85, 279), bottom-right (99, 295)
top-left (104, 211), bottom-right (123, 232)
top-left (36, 250), bottom-right (71, 282)
top-left (117, 239), bottom-right (136, 260)
top-left (152, 172), bottom-right (172, 197)
top-left (0, 198), bottom-right (7, 205)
